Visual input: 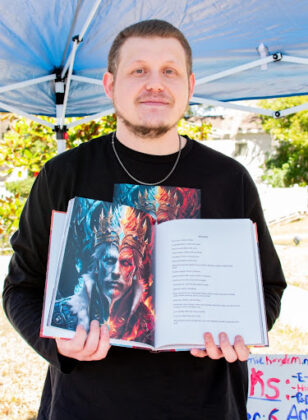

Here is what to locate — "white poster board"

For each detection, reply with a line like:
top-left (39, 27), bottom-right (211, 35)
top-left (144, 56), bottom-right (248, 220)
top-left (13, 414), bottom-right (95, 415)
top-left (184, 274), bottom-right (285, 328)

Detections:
top-left (247, 354), bottom-right (308, 420)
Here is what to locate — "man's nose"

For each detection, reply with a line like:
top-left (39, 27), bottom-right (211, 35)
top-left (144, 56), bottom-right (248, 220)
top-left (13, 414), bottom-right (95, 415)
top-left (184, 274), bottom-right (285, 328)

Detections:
top-left (145, 71), bottom-right (164, 91)
top-left (112, 260), bottom-right (120, 280)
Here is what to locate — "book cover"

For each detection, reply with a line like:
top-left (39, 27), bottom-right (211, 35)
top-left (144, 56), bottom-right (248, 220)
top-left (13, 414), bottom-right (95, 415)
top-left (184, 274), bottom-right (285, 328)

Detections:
top-left (46, 198), bottom-right (156, 347)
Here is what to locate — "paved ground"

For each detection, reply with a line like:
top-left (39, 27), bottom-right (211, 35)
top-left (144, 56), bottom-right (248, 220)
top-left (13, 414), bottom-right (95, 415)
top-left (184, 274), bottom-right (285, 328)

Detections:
top-left (1, 254), bottom-right (307, 332)
top-left (0, 255), bottom-right (11, 293)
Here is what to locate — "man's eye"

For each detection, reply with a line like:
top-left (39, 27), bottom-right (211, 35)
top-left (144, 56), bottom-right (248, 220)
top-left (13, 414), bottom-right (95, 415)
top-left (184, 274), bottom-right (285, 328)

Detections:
top-left (134, 68), bottom-right (144, 75)
top-left (164, 68), bottom-right (175, 75)
top-left (120, 259), bottom-right (133, 267)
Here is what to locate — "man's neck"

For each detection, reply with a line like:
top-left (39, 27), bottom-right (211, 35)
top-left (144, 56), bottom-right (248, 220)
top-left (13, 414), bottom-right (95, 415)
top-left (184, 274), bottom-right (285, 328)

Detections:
top-left (115, 124), bottom-right (186, 156)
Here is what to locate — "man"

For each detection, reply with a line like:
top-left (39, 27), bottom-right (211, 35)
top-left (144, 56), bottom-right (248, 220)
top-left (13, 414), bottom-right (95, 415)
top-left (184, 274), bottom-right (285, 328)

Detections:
top-left (3, 19), bottom-right (286, 419)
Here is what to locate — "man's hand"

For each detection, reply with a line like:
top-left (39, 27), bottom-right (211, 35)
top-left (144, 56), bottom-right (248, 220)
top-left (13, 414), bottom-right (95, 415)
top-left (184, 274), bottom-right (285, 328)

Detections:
top-left (56, 320), bottom-right (110, 361)
top-left (190, 332), bottom-right (250, 363)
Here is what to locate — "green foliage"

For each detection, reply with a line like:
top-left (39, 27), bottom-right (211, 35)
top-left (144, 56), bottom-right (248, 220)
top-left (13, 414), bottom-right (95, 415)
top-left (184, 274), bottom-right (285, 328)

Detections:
top-left (0, 114), bottom-right (117, 177)
top-left (259, 96), bottom-right (308, 187)
top-left (0, 113), bottom-right (117, 250)
top-left (5, 177), bottom-right (35, 198)
top-left (0, 116), bottom-right (56, 177)
top-left (67, 114), bottom-right (117, 149)
top-left (177, 118), bottom-right (211, 140)
top-left (0, 194), bottom-right (25, 251)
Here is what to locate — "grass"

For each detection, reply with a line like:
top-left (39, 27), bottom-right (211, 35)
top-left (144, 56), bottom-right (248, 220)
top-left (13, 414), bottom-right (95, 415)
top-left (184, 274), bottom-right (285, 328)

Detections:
top-left (0, 307), bottom-right (47, 419)
top-left (269, 216), bottom-right (308, 290)
top-left (252, 319), bottom-right (308, 355)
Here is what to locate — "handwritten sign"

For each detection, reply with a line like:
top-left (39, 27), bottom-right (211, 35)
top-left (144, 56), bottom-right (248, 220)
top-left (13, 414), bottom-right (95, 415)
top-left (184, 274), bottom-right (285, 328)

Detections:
top-left (247, 355), bottom-right (308, 420)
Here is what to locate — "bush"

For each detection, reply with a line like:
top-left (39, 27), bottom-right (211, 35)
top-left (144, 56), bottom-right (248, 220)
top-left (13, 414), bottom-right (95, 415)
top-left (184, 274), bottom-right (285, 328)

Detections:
top-left (259, 97), bottom-right (308, 187)
top-left (177, 119), bottom-right (211, 141)
top-left (0, 114), bottom-right (117, 251)
top-left (5, 178), bottom-right (35, 198)
top-left (0, 194), bottom-right (25, 252)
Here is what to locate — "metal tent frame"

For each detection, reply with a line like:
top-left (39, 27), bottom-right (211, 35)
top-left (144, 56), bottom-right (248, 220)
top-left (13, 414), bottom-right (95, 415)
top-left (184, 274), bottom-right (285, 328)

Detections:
top-left (1, 0), bottom-right (308, 153)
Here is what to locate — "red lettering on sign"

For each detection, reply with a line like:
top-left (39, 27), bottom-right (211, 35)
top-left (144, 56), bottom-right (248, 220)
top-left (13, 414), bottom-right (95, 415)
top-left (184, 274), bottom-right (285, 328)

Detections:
top-left (265, 378), bottom-right (280, 400)
top-left (250, 368), bottom-right (265, 397)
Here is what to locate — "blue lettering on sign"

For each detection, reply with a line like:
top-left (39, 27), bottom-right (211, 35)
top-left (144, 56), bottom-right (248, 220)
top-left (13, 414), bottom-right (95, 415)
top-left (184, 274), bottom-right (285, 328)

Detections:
top-left (293, 392), bottom-right (308, 405)
top-left (248, 356), bottom-right (265, 365)
top-left (287, 404), bottom-right (308, 420)
top-left (292, 373), bottom-right (308, 383)
top-left (269, 408), bottom-right (279, 420)
top-left (247, 413), bottom-right (261, 420)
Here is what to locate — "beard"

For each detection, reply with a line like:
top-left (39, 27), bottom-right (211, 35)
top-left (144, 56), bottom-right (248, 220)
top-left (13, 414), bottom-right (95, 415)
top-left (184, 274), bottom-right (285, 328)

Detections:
top-left (116, 111), bottom-right (174, 138)
top-left (113, 91), bottom-right (189, 139)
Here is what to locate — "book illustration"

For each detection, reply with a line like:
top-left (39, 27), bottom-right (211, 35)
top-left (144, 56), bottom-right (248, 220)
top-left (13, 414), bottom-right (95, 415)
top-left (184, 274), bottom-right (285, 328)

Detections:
top-left (113, 184), bottom-right (201, 222)
top-left (49, 199), bottom-right (155, 345)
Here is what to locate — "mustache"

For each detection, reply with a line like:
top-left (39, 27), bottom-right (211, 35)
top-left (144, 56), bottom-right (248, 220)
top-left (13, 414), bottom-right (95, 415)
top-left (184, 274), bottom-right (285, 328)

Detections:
top-left (136, 93), bottom-right (173, 103)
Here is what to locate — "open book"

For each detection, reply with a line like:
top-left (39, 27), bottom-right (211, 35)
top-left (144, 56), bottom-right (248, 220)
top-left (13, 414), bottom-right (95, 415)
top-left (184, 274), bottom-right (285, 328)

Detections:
top-left (41, 195), bottom-right (268, 351)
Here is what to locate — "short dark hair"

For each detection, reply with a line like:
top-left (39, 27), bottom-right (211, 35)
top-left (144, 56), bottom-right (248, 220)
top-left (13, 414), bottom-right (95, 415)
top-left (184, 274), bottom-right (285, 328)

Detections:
top-left (108, 19), bottom-right (192, 75)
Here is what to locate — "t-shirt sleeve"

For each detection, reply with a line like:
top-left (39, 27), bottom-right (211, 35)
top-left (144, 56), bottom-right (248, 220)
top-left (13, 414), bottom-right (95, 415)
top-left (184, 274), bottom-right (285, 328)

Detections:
top-left (2, 165), bottom-right (77, 373)
top-left (243, 171), bottom-right (287, 331)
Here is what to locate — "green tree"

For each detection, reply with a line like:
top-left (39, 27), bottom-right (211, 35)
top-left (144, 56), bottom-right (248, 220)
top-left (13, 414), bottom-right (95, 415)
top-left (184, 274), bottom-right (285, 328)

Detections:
top-left (259, 96), bottom-right (308, 187)
top-left (0, 114), bottom-right (117, 250)
top-left (0, 114), bottom-right (117, 177)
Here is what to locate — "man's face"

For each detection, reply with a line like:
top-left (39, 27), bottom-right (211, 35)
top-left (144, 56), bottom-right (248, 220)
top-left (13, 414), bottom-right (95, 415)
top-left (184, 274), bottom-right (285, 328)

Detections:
top-left (103, 36), bottom-right (195, 138)
top-left (95, 243), bottom-right (135, 304)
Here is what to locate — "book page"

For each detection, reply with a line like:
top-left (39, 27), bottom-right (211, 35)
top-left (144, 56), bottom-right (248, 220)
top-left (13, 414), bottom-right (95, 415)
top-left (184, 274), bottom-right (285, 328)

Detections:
top-left (41, 211), bottom-right (75, 339)
top-left (155, 219), bottom-right (267, 349)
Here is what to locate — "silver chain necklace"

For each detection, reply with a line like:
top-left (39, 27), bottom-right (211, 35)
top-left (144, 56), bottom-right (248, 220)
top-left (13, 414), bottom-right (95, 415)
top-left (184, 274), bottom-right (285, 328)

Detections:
top-left (111, 131), bottom-right (182, 186)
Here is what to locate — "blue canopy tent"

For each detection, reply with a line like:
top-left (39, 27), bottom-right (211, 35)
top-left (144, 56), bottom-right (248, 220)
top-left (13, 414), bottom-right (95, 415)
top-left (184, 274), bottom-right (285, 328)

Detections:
top-left (0, 0), bottom-right (308, 152)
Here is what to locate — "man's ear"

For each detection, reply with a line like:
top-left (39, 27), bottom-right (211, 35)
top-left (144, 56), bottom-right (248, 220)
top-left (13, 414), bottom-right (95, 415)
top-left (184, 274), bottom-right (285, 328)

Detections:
top-left (188, 73), bottom-right (195, 100)
top-left (103, 72), bottom-right (114, 99)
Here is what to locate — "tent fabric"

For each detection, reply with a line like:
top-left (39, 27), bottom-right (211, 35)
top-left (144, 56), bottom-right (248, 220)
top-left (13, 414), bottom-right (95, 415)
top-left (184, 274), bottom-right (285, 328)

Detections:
top-left (0, 0), bottom-right (308, 118)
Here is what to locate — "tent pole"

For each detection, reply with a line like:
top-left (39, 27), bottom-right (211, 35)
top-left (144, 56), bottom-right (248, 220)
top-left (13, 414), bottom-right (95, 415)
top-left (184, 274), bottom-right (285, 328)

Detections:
top-left (55, 78), bottom-right (66, 153)
top-left (0, 74), bottom-right (56, 94)
top-left (61, 0), bottom-right (102, 79)
top-left (0, 100), bottom-right (54, 128)
top-left (60, 0), bottom-right (82, 69)
top-left (59, 40), bottom-right (79, 129)
top-left (70, 75), bottom-right (103, 86)
top-left (195, 55), bottom-right (280, 86)
top-left (54, 125), bottom-right (67, 154)
top-left (276, 102), bottom-right (308, 118)
top-left (191, 96), bottom-right (274, 117)
top-left (66, 108), bottom-right (114, 129)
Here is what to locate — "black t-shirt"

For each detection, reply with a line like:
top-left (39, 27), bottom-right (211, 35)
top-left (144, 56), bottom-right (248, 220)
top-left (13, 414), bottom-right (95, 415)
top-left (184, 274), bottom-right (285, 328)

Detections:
top-left (3, 133), bottom-right (286, 420)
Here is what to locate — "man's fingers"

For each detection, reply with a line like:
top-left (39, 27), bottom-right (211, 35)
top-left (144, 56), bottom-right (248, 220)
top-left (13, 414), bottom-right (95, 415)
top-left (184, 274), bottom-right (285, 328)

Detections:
top-left (218, 332), bottom-right (238, 363)
top-left (56, 324), bottom-right (87, 355)
top-left (56, 322), bottom-right (110, 361)
top-left (190, 348), bottom-right (208, 358)
top-left (234, 335), bottom-right (250, 361)
top-left (203, 332), bottom-right (223, 360)
top-left (192, 333), bottom-right (250, 362)
top-left (82, 320), bottom-right (100, 356)
top-left (90, 324), bottom-right (110, 360)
